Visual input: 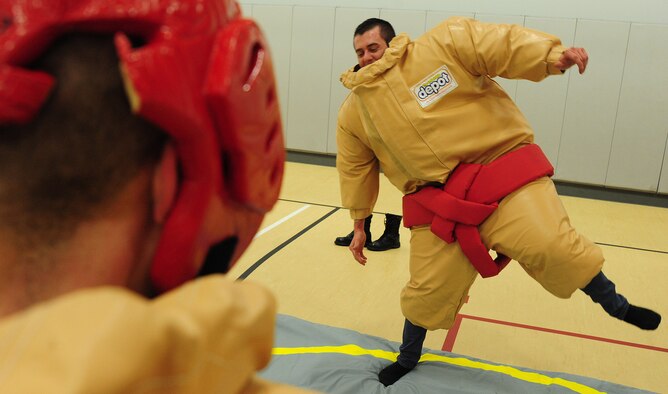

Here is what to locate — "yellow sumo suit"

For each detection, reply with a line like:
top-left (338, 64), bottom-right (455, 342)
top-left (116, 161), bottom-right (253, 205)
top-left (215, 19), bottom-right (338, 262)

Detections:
top-left (0, 276), bottom-right (312, 393)
top-left (337, 17), bottom-right (603, 330)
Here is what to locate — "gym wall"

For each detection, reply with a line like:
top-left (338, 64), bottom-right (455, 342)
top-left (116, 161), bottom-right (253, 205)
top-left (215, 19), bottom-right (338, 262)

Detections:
top-left (238, 0), bottom-right (668, 194)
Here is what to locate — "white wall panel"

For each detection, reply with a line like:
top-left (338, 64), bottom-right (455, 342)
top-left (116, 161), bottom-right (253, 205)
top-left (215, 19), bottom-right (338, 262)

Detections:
top-left (425, 11), bottom-right (474, 31)
top-left (238, 2), bottom-right (250, 14)
top-left (606, 24), bottom-right (668, 191)
top-left (241, 1), bottom-right (668, 194)
top-left (327, 8), bottom-right (380, 154)
top-left (240, 0), bottom-right (668, 25)
top-left (379, 9), bottom-right (427, 39)
top-left (556, 20), bottom-right (630, 185)
top-left (524, 0), bottom-right (668, 25)
top-left (470, 1), bottom-right (524, 16)
top-left (474, 14), bottom-right (526, 101)
top-left (286, 6), bottom-right (335, 152)
top-left (251, 5), bottom-right (294, 142)
top-left (515, 18), bottom-right (576, 167)
top-left (659, 137), bottom-right (668, 194)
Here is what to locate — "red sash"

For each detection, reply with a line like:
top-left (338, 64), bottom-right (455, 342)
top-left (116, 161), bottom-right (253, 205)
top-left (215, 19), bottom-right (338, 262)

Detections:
top-left (402, 144), bottom-right (554, 277)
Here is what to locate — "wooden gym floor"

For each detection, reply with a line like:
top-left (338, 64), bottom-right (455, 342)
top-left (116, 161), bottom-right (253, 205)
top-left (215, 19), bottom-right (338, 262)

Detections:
top-left (228, 161), bottom-right (668, 393)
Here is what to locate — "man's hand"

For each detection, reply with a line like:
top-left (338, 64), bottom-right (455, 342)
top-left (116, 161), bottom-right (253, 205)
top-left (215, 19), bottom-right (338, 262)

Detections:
top-left (554, 47), bottom-right (589, 74)
top-left (349, 219), bottom-right (368, 266)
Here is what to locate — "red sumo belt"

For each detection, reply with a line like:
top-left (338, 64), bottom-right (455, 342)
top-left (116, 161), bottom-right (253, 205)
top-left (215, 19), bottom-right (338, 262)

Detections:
top-left (403, 144), bottom-right (554, 278)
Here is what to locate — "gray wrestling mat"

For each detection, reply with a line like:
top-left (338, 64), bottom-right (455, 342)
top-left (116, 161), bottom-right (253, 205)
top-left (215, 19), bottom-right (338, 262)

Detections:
top-left (261, 315), bottom-right (653, 394)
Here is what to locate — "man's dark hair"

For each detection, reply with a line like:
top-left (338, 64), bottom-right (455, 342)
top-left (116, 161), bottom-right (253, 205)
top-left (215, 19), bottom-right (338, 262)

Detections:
top-left (0, 34), bottom-right (167, 249)
top-left (354, 18), bottom-right (396, 44)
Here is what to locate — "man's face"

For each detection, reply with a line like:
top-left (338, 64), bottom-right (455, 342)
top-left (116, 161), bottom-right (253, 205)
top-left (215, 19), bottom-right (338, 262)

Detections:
top-left (354, 26), bottom-right (388, 68)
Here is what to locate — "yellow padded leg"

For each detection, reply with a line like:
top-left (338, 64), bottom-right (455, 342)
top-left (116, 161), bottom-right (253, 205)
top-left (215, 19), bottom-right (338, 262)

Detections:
top-left (401, 177), bottom-right (603, 330)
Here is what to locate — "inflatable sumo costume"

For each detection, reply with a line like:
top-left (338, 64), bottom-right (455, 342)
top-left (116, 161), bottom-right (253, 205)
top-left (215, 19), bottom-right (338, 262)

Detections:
top-left (337, 20), bottom-right (605, 330)
top-left (0, 0), bottom-right (284, 292)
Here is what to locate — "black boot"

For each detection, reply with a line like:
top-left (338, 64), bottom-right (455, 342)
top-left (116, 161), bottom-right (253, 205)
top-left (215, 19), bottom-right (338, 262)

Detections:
top-left (334, 215), bottom-right (372, 247)
top-left (367, 213), bottom-right (401, 251)
top-left (379, 319), bottom-right (426, 386)
top-left (581, 271), bottom-right (662, 330)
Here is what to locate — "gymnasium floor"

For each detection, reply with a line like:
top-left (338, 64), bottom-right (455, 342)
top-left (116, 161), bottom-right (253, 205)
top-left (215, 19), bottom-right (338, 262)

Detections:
top-left (228, 161), bottom-right (668, 393)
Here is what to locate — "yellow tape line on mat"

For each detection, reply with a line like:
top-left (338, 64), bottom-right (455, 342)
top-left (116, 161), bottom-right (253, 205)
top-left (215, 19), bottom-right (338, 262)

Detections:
top-left (272, 345), bottom-right (604, 394)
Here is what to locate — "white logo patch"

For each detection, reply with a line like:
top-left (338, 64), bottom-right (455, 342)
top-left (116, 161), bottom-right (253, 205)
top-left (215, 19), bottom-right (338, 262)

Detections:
top-left (411, 65), bottom-right (458, 108)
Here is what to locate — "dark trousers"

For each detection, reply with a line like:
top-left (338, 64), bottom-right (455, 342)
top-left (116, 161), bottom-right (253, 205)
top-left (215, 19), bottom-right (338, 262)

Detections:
top-left (397, 270), bottom-right (627, 368)
top-left (580, 271), bottom-right (629, 318)
top-left (396, 318), bottom-right (427, 368)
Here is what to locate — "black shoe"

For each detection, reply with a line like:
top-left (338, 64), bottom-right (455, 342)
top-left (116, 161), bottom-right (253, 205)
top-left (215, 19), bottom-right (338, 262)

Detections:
top-left (379, 362), bottom-right (413, 386)
top-left (367, 214), bottom-right (401, 251)
top-left (334, 231), bottom-right (355, 246)
top-left (623, 305), bottom-right (661, 330)
top-left (334, 215), bottom-right (372, 247)
top-left (367, 234), bottom-right (400, 251)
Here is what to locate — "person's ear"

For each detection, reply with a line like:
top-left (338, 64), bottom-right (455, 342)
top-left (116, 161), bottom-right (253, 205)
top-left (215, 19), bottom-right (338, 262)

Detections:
top-left (152, 143), bottom-right (178, 224)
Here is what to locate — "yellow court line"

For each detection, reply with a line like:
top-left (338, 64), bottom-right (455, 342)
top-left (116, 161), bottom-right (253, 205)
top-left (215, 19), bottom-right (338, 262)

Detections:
top-left (273, 345), bottom-right (605, 394)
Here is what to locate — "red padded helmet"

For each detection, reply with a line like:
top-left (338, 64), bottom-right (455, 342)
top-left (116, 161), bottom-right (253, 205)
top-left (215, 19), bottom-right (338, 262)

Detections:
top-left (0, 0), bottom-right (284, 293)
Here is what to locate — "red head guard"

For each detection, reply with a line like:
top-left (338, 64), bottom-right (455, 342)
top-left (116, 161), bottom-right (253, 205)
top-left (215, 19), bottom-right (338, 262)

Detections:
top-left (0, 0), bottom-right (284, 293)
